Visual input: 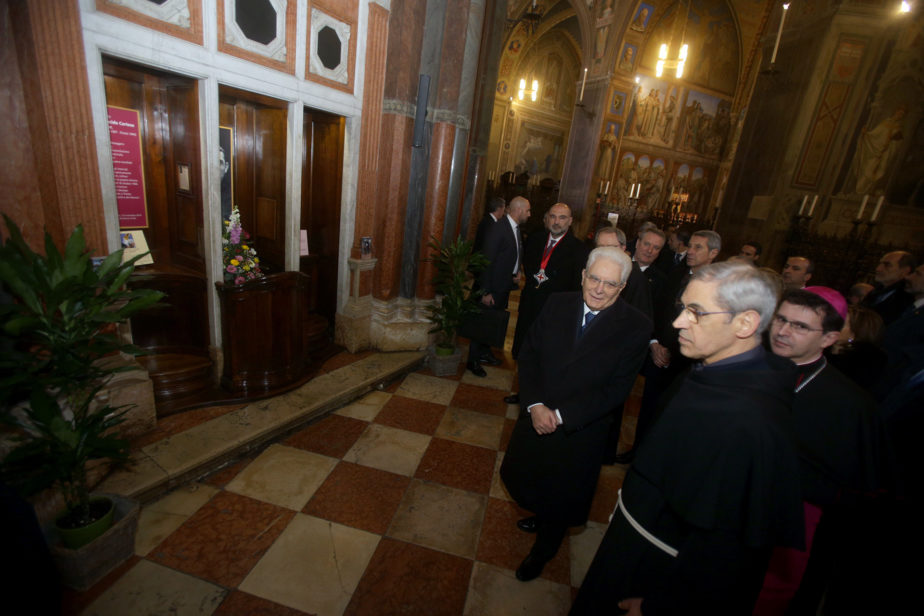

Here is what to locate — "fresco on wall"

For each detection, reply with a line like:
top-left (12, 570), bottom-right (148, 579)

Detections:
top-left (677, 89), bottom-right (731, 159)
top-left (596, 122), bottom-right (620, 179)
top-left (618, 43), bottom-right (637, 72)
top-left (641, 0), bottom-right (739, 96)
top-left (669, 163), bottom-right (711, 216)
top-left (513, 123), bottom-right (564, 180)
top-left (625, 75), bottom-right (680, 144)
top-left (630, 3), bottom-right (654, 32)
top-left (613, 150), bottom-right (669, 210)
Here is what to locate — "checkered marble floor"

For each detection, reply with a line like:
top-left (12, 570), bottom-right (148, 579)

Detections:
top-left (65, 349), bottom-right (642, 616)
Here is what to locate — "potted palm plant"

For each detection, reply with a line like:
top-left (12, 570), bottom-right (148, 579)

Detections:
top-left (425, 235), bottom-right (488, 375)
top-left (0, 215), bottom-right (163, 586)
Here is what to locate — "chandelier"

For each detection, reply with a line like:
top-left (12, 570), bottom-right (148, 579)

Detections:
top-left (507, 1), bottom-right (544, 36)
top-left (656, 0), bottom-right (691, 79)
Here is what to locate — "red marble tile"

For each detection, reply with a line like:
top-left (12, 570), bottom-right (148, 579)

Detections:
top-left (283, 414), bottom-right (368, 458)
top-left (449, 383), bottom-right (508, 416)
top-left (383, 377), bottom-right (403, 393)
top-left (202, 456), bottom-right (254, 488)
top-left (374, 395), bottom-right (447, 435)
top-left (414, 438), bottom-right (496, 494)
top-left (623, 390), bottom-right (642, 418)
top-left (303, 461), bottom-right (409, 535)
top-left (148, 491), bottom-right (294, 587)
top-left (500, 417), bottom-right (516, 452)
top-left (60, 555), bottom-right (141, 615)
top-left (475, 497), bottom-right (571, 586)
top-left (344, 538), bottom-right (472, 616)
top-left (587, 468), bottom-right (626, 526)
top-left (214, 590), bottom-right (311, 615)
top-left (319, 350), bottom-right (373, 373)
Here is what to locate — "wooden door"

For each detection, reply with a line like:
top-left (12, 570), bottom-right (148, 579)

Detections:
top-left (301, 110), bottom-right (344, 325)
top-left (218, 88), bottom-right (288, 273)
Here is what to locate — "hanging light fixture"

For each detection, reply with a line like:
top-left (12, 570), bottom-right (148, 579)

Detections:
top-left (518, 78), bottom-right (539, 102)
top-left (655, 0), bottom-right (691, 79)
top-left (507, 1), bottom-right (544, 36)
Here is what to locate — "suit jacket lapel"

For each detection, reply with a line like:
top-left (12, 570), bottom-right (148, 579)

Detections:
top-left (568, 299), bottom-right (624, 363)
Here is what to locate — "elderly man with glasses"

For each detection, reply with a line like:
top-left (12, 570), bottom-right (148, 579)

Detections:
top-left (500, 246), bottom-right (651, 583)
top-left (572, 262), bottom-right (805, 615)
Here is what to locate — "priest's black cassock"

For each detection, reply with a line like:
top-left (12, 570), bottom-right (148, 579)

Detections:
top-left (571, 348), bottom-right (805, 615)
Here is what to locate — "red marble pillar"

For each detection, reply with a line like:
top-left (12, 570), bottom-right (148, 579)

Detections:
top-left (353, 1), bottom-right (390, 299)
top-left (6, 0), bottom-right (106, 254)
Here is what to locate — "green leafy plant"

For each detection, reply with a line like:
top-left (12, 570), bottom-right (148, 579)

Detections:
top-left (425, 235), bottom-right (489, 352)
top-left (0, 214), bottom-right (164, 526)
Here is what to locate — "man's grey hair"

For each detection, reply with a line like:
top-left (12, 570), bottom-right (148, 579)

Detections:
top-left (586, 246), bottom-right (632, 285)
top-left (691, 262), bottom-right (780, 333)
top-left (613, 227), bottom-right (627, 247)
top-left (642, 228), bottom-right (666, 242)
top-left (692, 229), bottom-right (722, 253)
top-left (637, 221), bottom-right (657, 237)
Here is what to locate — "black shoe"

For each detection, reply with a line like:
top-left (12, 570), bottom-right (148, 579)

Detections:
top-left (516, 516), bottom-right (538, 533)
top-left (504, 393), bottom-right (520, 404)
top-left (612, 449), bottom-right (635, 465)
top-left (515, 552), bottom-right (548, 582)
top-left (479, 354), bottom-right (502, 366)
top-left (466, 362), bottom-right (487, 377)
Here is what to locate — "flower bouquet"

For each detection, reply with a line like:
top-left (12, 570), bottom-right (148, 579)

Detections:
top-left (222, 206), bottom-right (264, 284)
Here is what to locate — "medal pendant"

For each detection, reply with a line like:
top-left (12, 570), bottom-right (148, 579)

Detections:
top-left (534, 269), bottom-right (548, 287)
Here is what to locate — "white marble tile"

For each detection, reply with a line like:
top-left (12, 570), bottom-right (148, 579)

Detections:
top-left (335, 390), bottom-right (391, 421)
top-left (343, 423), bottom-right (431, 476)
top-left (81, 559), bottom-right (226, 616)
top-left (135, 482), bottom-right (219, 556)
top-left (464, 562), bottom-right (571, 616)
top-left (570, 520), bottom-right (609, 588)
top-left (240, 513), bottom-right (380, 616)
top-left (394, 372), bottom-right (459, 405)
top-left (436, 406), bottom-right (505, 450)
top-left (460, 365), bottom-right (514, 391)
top-left (225, 444), bottom-right (337, 510)
top-left (388, 480), bottom-right (487, 559)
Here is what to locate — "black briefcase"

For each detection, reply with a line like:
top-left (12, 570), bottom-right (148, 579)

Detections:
top-left (458, 307), bottom-right (510, 348)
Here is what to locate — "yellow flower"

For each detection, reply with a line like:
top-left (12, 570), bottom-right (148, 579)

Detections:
top-left (241, 245), bottom-right (248, 250)
top-left (230, 259), bottom-right (240, 266)
top-left (254, 257), bottom-right (260, 263)
top-left (243, 265), bottom-right (250, 271)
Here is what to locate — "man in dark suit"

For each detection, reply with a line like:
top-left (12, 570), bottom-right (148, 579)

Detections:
top-left (863, 250), bottom-right (916, 325)
top-left (593, 226), bottom-right (652, 319)
top-left (467, 196), bottom-right (530, 376)
top-left (473, 196), bottom-right (505, 254)
top-left (572, 263), bottom-right (805, 615)
top-left (505, 203), bottom-right (587, 403)
top-left (500, 246), bottom-right (651, 581)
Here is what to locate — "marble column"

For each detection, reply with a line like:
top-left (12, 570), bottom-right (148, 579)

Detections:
top-left (5, 0), bottom-right (107, 253)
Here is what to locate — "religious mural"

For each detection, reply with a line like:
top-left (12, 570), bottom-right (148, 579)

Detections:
top-left (513, 122), bottom-right (564, 180)
top-left (677, 89), bottom-right (731, 158)
top-left (640, 0), bottom-right (739, 97)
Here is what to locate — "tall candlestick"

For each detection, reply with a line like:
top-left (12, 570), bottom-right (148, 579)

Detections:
top-left (808, 195), bottom-right (818, 217)
top-left (635, 183), bottom-right (642, 198)
top-left (871, 195), bottom-right (884, 222)
top-left (604, 181), bottom-right (610, 195)
top-left (599, 181), bottom-right (603, 194)
top-left (770, 3), bottom-right (790, 65)
top-left (856, 194), bottom-right (868, 220)
top-left (798, 195), bottom-right (807, 215)
top-left (579, 68), bottom-right (587, 102)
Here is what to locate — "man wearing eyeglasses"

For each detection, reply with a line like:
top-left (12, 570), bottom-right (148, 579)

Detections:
top-left (572, 262), bottom-right (805, 615)
top-left (765, 287), bottom-right (884, 614)
top-left (501, 246), bottom-right (650, 583)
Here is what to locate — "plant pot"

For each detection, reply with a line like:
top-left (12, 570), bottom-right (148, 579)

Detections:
top-left (44, 493), bottom-right (140, 591)
top-left (55, 496), bottom-right (116, 549)
top-left (428, 345), bottom-right (462, 376)
top-left (434, 343), bottom-right (456, 356)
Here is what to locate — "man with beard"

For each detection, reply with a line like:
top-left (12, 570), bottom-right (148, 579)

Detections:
top-left (505, 203), bottom-right (587, 404)
top-left (571, 263), bottom-right (804, 615)
top-left (501, 247), bottom-right (650, 582)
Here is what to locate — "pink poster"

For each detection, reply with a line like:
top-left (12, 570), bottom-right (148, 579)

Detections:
top-left (107, 106), bottom-right (148, 228)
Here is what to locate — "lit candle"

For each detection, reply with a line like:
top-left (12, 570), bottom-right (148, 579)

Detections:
top-left (798, 195), bottom-right (807, 216)
top-left (635, 183), bottom-right (642, 198)
top-left (871, 195), bottom-right (884, 222)
top-left (580, 68), bottom-right (587, 102)
top-left (856, 194), bottom-right (868, 220)
top-left (599, 181), bottom-right (603, 194)
top-left (770, 3), bottom-right (790, 65)
top-left (808, 195), bottom-right (818, 217)
top-left (604, 181), bottom-right (610, 195)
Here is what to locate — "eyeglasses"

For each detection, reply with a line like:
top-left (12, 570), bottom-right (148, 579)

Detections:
top-left (676, 302), bottom-right (736, 324)
top-left (772, 313), bottom-right (824, 335)
top-left (585, 273), bottom-right (623, 291)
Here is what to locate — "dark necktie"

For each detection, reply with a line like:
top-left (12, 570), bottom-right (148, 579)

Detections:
top-left (581, 311), bottom-right (597, 337)
top-left (543, 238), bottom-right (556, 260)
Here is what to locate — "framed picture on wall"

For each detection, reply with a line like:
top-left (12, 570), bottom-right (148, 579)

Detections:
top-left (219, 126), bottom-right (233, 221)
top-left (610, 90), bottom-right (627, 116)
top-left (176, 162), bottom-right (191, 194)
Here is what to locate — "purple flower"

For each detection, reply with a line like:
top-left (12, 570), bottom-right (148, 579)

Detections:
top-left (226, 265), bottom-right (236, 273)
